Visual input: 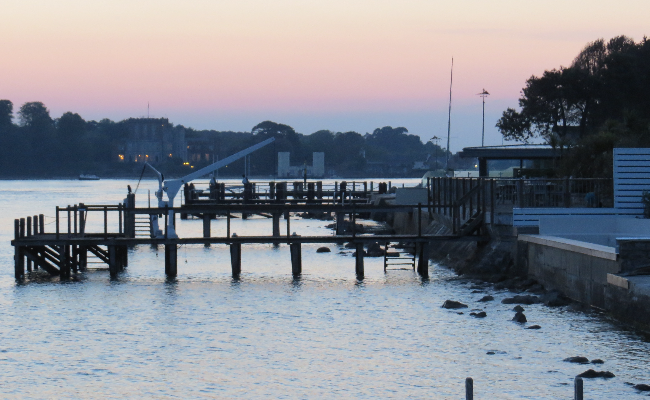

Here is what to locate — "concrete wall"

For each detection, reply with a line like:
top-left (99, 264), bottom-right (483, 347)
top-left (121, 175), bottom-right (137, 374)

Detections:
top-left (518, 235), bottom-right (620, 309)
top-left (313, 152), bottom-right (325, 177)
top-left (278, 152), bottom-right (291, 178)
top-left (539, 215), bottom-right (650, 247)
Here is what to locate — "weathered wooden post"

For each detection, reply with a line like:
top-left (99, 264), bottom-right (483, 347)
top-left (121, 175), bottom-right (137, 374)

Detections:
top-left (230, 243), bottom-right (241, 277)
top-left (39, 214), bottom-right (44, 235)
top-left (60, 245), bottom-right (71, 279)
top-left (355, 242), bottom-right (364, 279)
top-left (336, 212), bottom-right (344, 235)
top-left (317, 181), bottom-right (323, 200)
top-left (465, 377), bottom-right (473, 400)
top-left (26, 216), bottom-right (32, 237)
top-left (33, 215), bottom-right (38, 235)
top-left (286, 212), bottom-right (291, 238)
top-left (19, 218), bottom-right (25, 238)
top-left (269, 182), bottom-right (276, 200)
top-left (272, 212), bottom-right (280, 237)
top-left (56, 206), bottom-right (60, 240)
top-left (417, 242), bottom-right (429, 278)
top-left (226, 211), bottom-right (231, 238)
top-left (14, 219), bottom-right (24, 279)
top-left (290, 242), bottom-right (302, 276)
top-left (108, 245), bottom-right (119, 276)
top-left (164, 244), bottom-right (177, 277)
top-left (67, 205), bottom-right (71, 237)
top-left (73, 205), bottom-right (78, 234)
top-left (307, 182), bottom-right (315, 201)
top-left (118, 203), bottom-right (123, 235)
top-left (78, 246), bottom-right (88, 272)
top-left (418, 203), bottom-right (422, 237)
top-left (103, 206), bottom-right (108, 240)
top-left (574, 376), bottom-right (583, 400)
top-left (203, 214), bottom-right (211, 246)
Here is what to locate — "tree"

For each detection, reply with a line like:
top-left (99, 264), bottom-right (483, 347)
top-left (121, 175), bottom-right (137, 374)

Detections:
top-left (0, 100), bottom-right (13, 129)
top-left (57, 112), bottom-right (86, 142)
top-left (497, 35), bottom-right (648, 144)
top-left (18, 101), bottom-right (53, 130)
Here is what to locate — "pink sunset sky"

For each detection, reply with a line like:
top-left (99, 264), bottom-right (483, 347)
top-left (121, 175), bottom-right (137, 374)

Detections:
top-left (1, 0), bottom-right (648, 151)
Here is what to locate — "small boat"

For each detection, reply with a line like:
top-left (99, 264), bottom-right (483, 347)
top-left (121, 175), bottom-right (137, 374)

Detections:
top-left (79, 174), bottom-right (100, 181)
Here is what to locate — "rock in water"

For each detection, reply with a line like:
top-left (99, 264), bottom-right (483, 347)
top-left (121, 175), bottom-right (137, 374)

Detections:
top-left (316, 247), bottom-right (331, 253)
top-left (542, 291), bottom-right (572, 307)
top-left (513, 305), bottom-right (525, 313)
top-left (502, 295), bottom-right (541, 305)
top-left (470, 311), bottom-right (487, 318)
top-left (478, 295), bottom-right (494, 302)
top-left (634, 384), bottom-right (650, 391)
top-left (365, 242), bottom-right (384, 257)
top-left (564, 356), bottom-right (590, 364)
top-left (591, 359), bottom-right (604, 364)
top-left (526, 325), bottom-right (541, 330)
top-left (512, 312), bottom-right (527, 323)
top-left (442, 300), bottom-right (468, 309)
top-left (577, 369), bottom-right (615, 378)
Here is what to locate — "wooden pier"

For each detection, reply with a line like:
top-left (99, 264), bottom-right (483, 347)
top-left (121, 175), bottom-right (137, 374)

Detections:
top-left (11, 198), bottom-right (488, 281)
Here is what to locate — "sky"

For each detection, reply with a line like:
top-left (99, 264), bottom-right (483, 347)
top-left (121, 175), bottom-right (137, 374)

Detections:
top-left (1, 0), bottom-right (648, 152)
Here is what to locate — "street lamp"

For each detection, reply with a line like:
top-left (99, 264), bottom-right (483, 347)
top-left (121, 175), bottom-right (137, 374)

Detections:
top-left (477, 89), bottom-right (490, 147)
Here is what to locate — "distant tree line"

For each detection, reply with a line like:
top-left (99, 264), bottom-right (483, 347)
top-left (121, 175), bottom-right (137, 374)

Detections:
top-left (497, 35), bottom-right (650, 177)
top-left (0, 100), bottom-right (456, 178)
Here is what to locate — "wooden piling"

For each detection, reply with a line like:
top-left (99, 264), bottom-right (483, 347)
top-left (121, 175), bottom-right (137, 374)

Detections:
top-left (60, 245), bottom-right (71, 278)
top-left (272, 212), bottom-right (280, 237)
top-left (74, 205), bottom-right (78, 234)
top-left (20, 218), bottom-right (25, 238)
top-left (417, 243), bottom-right (429, 278)
top-left (33, 215), bottom-right (38, 235)
top-left (574, 376), bottom-right (583, 400)
top-left (78, 246), bottom-right (88, 271)
top-left (336, 212), bottom-right (344, 235)
top-left (108, 245), bottom-right (119, 276)
top-left (164, 244), bottom-right (177, 277)
top-left (67, 205), bottom-right (71, 237)
top-left (290, 243), bottom-right (302, 276)
top-left (465, 377), bottom-right (473, 400)
top-left (355, 242), bottom-right (364, 279)
top-left (14, 245), bottom-right (24, 279)
top-left (230, 243), bottom-right (241, 276)
top-left (56, 206), bottom-right (60, 239)
top-left (26, 216), bottom-right (32, 237)
top-left (39, 214), bottom-right (44, 235)
top-left (203, 214), bottom-right (211, 246)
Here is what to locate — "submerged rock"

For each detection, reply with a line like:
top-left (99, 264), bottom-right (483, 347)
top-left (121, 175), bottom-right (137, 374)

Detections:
top-left (470, 311), bottom-right (487, 318)
top-left (564, 356), bottom-right (590, 364)
top-left (577, 369), bottom-right (615, 379)
top-left (526, 325), bottom-right (541, 330)
top-left (365, 242), bottom-right (385, 257)
top-left (512, 312), bottom-right (527, 323)
top-left (513, 305), bottom-right (525, 313)
top-left (591, 359), bottom-right (604, 364)
top-left (542, 291), bottom-right (572, 307)
top-left (634, 384), bottom-right (650, 391)
top-left (478, 295), bottom-right (494, 302)
top-left (316, 247), bottom-right (331, 253)
top-left (502, 295), bottom-right (541, 305)
top-left (442, 300), bottom-right (468, 309)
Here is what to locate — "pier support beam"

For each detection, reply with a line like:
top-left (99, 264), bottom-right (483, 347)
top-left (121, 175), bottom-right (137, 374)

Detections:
top-left (336, 213), bottom-right (344, 235)
top-left (165, 245), bottom-right (177, 277)
top-left (78, 246), bottom-right (88, 271)
top-left (108, 245), bottom-right (119, 277)
top-left (290, 243), bottom-right (302, 276)
top-left (14, 246), bottom-right (24, 280)
top-left (272, 212), bottom-right (280, 237)
top-left (416, 243), bottom-right (429, 278)
top-left (203, 214), bottom-right (211, 246)
top-left (230, 243), bottom-right (242, 277)
top-left (355, 243), bottom-right (364, 279)
top-left (60, 245), bottom-right (71, 279)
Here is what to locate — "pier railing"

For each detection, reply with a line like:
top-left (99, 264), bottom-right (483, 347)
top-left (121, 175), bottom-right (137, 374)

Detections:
top-left (427, 177), bottom-right (614, 225)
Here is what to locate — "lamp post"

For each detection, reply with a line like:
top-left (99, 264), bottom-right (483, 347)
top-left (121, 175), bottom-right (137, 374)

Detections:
top-left (477, 89), bottom-right (490, 147)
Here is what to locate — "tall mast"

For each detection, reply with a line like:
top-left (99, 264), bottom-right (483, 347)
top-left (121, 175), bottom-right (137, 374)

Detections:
top-left (446, 58), bottom-right (454, 169)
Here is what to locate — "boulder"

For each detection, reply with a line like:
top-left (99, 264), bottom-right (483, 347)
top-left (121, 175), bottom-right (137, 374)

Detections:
top-left (513, 305), bottom-right (525, 313)
top-left (471, 290), bottom-right (484, 294)
top-left (564, 356), bottom-right (590, 364)
top-left (634, 384), bottom-right (650, 391)
top-left (526, 325), bottom-right (541, 330)
top-left (502, 295), bottom-right (541, 305)
top-left (478, 295), bottom-right (494, 302)
top-left (366, 242), bottom-right (385, 257)
top-left (512, 312), bottom-right (527, 323)
top-left (542, 291), bottom-right (572, 307)
top-left (591, 359), bottom-right (604, 364)
top-left (316, 247), bottom-right (331, 253)
top-left (442, 300), bottom-right (468, 309)
top-left (577, 369), bottom-right (615, 379)
top-left (470, 311), bottom-right (487, 318)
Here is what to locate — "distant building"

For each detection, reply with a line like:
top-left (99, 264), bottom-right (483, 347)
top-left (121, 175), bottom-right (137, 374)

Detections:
top-left (277, 152), bottom-right (325, 178)
top-left (116, 118), bottom-right (187, 163)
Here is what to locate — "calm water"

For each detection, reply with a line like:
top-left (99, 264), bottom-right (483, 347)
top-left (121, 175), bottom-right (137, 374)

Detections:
top-left (1, 179), bottom-right (649, 399)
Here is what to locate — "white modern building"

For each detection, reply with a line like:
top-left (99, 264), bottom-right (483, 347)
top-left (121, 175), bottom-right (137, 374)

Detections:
top-left (278, 152), bottom-right (325, 178)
